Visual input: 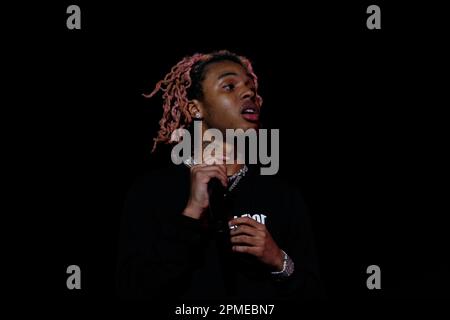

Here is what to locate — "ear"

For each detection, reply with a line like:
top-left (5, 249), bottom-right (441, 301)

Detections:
top-left (187, 99), bottom-right (204, 118)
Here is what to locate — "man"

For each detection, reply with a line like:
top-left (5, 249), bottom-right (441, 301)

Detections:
top-left (117, 50), bottom-right (323, 299)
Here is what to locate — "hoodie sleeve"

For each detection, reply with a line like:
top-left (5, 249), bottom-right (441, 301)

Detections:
top-left (116, 173), bottom-right (206, 299)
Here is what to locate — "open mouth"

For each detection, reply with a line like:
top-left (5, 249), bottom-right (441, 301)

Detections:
top-left (241, 103), bottom-right (260, 122)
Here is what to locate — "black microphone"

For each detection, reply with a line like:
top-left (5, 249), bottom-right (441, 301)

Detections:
top-left (207, 178), bottom-right (229, 233)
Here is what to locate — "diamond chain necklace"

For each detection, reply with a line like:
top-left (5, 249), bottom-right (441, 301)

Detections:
top-left (227, 165), bottom-right (248, 192)
top-left (183, 157), bottom-right (248, 192)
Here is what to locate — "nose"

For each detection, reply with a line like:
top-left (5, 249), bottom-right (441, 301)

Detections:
top-left (240, 84), bottom-right (255, 101)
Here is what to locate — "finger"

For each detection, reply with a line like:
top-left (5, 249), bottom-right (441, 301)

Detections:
top-left (230, 235), bottom-right (262, 246)
top-left (206, 164), bottom-right (227, 178)
top-left (203, 155), bottom-right (229, 166)
top-left (190, 163), bottom-right (208, 171)
top-left (209, 164), bottom-right (227, 176)
top-left (204, 170), bottom-right (228, 187)
top-left (232, 245), bottom-right (261, 256)
top-left (229, 217), bottom-right (265, 231)
top-left (196, 165), bottom-right (227, 179)
top-left (194, 167), bottom-right (228, 186)
top-left (191, 163), bottom-right (225, 173)
top-left (194, 164), bottom-right (224, 171)
top-left (229, 225), bottom-right (262, 237)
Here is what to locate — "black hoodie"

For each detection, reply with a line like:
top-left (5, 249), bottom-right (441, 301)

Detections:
top-left (117, 163), bottom-right (323, 300)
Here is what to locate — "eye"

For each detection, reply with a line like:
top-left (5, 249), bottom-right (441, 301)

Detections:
top-left (223, 83), bottom-right (235, 91)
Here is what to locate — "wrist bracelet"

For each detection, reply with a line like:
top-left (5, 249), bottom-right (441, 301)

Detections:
top-left (271, 250), bottom-right (295, 278)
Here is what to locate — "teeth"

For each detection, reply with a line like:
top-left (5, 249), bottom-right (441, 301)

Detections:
top-left (243, 108), bottom-right (255, 114)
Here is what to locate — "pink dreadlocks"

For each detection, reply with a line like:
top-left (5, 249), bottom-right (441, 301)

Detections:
top-left (144, 50), bottom-right (262, 152)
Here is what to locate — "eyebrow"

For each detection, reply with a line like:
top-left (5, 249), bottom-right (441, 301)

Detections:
top-left (217, 71), bottom-right (239, 80)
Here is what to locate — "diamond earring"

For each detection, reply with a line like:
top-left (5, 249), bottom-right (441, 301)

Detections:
top-left (194, 112), bottom-right (202, 119)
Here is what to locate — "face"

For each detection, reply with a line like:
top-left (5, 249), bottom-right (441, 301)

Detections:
top-left (194, 60), bottom-right (261, 133)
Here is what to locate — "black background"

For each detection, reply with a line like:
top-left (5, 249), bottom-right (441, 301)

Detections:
top-left (18, 1), bottom-right (449, 306)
